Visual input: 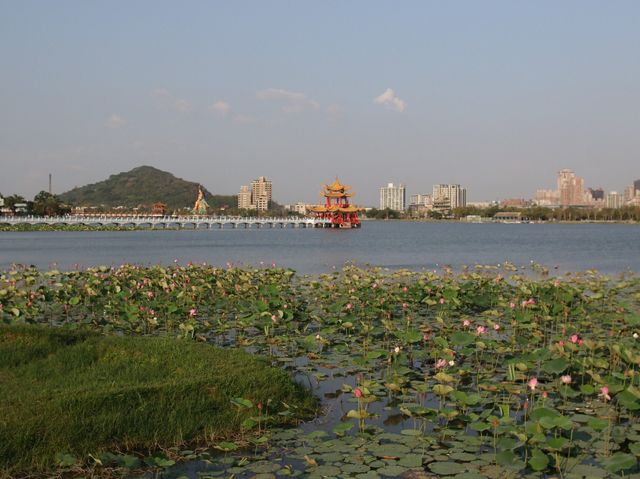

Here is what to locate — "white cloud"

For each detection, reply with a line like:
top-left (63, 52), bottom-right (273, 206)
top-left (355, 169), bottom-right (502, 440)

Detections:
top-left (151, 88), bottom-right (192, 113)
top-left (210, 100), bottom-right (231, 115)
top-left (373, 88), bottom-right (406, 112)
top-left (105, 114), bottom-right (127, 129)
top-left (256, 88), bottom-right (319, 113)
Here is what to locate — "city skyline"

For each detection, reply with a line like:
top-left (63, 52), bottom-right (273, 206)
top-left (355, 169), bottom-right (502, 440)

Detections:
top-left (1, 2), bottom-right (640, 205)
top-left (1, 165), bottom-right (639, 210)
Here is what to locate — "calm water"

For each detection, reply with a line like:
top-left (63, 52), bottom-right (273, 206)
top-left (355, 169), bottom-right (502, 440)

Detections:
top-left (1, 221), bottom-right (639, 274)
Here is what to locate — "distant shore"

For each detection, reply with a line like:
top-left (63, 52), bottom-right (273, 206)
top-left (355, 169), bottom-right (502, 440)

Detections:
top-left (1, 218), bottom-right (639, 232)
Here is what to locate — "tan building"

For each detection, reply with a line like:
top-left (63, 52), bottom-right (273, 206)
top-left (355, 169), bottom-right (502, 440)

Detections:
top-left (251, 176), bottom-right (272, 211)
top-left (534, 189), bottom-right (559, 206)
top-left (624, 185), bottom-right (636, 204)
top-left (409, 193), bottom-right (432, 208)
top-left (557, 169), bottom-right (585, 206)
top-left (238, 176), bottom-right (272, 211)
top-left (432, 184), bottom-right (466, 212)
top-left (238, 185), bottom-right (253, 209)
top-left (500, 198), bottom-right (529, 208)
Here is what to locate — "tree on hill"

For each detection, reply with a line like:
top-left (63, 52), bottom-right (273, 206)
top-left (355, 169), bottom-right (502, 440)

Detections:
top-left (58, 166), bottom-right (235, 212)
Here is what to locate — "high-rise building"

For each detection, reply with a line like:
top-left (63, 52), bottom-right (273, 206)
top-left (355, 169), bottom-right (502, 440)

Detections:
top-left (624, 185), bottom-right (636, 203)
top-left (238, 176), bottom-right (273, 211)
top-left (557, 169), bottom-right (585, 206)
top-left (251, 176), bottom-right (272, 211)
top-left (409, 194), bottom-right (432, 207)
top-left (238, 185), bottom-right (253, 209)
top-left (379, 183), bottom-right (406, 211)
top-left (606, 191), bottom-right (623, 209)
top-left (587, 188), bottom-right (605, 201)
top-left (432, 184), bottom-right (466, 212)
top-left (634, 179), bottom-right (640, 195)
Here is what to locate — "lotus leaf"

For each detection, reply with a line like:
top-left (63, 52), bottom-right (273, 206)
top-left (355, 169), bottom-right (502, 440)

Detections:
top-left (428, 461), bottom-right (467, 475)
top-left (528, 449), bottom-right (549, 471)
top-left (495, 450), bottom-right (524, 469)
top-left (433, 384), bottom-right (454, 396)
top-left (601, 452), bottom-right (637, 473)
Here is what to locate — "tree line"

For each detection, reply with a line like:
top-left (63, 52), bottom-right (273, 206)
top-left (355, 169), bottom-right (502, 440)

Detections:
top-left (364, 205), bottom-right (640, 222)
top-left (0, 191), bottom-right (70, 216)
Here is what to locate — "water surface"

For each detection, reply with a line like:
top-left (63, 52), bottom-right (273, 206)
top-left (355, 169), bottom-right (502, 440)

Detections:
top-left (1, 221), bottom-right (639, 273)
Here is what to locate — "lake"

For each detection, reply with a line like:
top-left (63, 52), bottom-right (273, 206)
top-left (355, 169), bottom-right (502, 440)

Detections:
top-left (1, 221), bottom-right (639, 274)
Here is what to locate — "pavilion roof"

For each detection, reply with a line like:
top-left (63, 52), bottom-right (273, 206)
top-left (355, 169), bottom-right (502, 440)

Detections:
top-left (323, 177), bottom-right (352, 192)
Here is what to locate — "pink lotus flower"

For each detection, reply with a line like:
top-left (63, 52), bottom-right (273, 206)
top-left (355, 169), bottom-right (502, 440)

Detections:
top-left (189, 308), bottom-right (197, 317)
top-left (402, 302), bottom-right (408, 309)
top-left (493, 323), bottom-right (500, 331)
top-left (521, 298), bottom-right (536, 307)
top-left (599, 386), bottom-right (611, 401)
top-left (346, 303), bottom-right (353, 310)
top-left (528, 377), bottom-right (538, 390)
top-left (570, 334), bottom-right (579, 344)
top-left (402, 287), bottom-right (408, 293)
top-left (558, 340), bottom-right (565, 347)
top-left (354, 387), bottom-right (363, 398)
top-left (509, 302), bottom-right (516, 309)
top-left (435, 359), bottom-right (447, 369)
top-left (372, 283), bottom-right (378, 289)
top-left (439, 298), bottom-right (446, 304)
top-left (476, 325), bottom-right (486, 335)
top-left (463, 319), bottom-right (471, 327)
top-left (271, 314), bottom-right (277, 322)
top-left (561, 375), bottom-right (572, 384)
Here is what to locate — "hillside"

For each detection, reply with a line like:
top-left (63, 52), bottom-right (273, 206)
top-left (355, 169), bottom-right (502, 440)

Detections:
top-left (59, 166), bottom-right (236, 211)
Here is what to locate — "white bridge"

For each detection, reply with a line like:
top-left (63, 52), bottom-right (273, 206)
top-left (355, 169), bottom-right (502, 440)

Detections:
top-left (0, 215), bottom-right (333, 229)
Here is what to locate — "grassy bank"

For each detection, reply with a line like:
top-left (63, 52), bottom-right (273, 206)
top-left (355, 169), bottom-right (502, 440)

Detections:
top-left (0, 326), bottom-right (314, 475)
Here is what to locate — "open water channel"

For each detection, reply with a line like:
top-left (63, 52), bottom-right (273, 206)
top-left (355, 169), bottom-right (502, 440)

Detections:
top-left (1, 221), bottom-right (639, 274)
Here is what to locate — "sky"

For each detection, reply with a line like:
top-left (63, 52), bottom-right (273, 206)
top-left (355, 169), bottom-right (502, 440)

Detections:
top-left (1, 1), bottom-right (639, 206)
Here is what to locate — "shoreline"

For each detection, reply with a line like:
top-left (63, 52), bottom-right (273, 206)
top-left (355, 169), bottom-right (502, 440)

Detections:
top-left (1, 218), bottom-right (639, 232)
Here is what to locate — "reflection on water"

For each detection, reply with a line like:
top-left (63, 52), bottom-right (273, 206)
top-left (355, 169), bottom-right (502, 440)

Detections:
top-left (1, 221), bottom-right (639, 273)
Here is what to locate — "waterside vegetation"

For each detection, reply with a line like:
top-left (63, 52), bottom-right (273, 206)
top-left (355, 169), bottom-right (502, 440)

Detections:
top-left (1, 263), bottom-right (640, 477)
top-left (0, 326), bottom-right (315, 476)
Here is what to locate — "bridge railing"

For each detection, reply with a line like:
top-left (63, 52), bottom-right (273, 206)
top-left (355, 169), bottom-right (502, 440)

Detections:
top-left (0, 215), bottom-right (331, 226)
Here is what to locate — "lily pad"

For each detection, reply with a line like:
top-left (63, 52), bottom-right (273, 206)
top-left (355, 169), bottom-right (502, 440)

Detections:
top-left (428, 462), bottom-right (467, 475)
top-left (601, 452), bottom-right (637, 473)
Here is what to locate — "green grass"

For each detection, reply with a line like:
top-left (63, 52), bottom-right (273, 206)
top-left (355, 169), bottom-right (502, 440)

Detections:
top-left (0, 325), bottom-right (314, 475)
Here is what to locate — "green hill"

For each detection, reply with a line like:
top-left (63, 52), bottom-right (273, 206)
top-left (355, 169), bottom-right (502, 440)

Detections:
top-left (59, 166), bottom-right (236, 211)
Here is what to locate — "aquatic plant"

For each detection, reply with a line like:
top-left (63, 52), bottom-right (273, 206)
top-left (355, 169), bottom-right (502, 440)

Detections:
top-left (1, 263), bottom-right (639, 477)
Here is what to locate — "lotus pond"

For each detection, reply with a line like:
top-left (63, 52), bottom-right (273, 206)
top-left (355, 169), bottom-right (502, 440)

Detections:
top-left (2, 263), bottom-right (640, 478)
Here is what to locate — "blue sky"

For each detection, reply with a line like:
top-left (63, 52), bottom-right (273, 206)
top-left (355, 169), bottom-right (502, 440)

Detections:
top-left (1, 1), bottom-right (639, 205)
